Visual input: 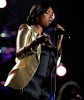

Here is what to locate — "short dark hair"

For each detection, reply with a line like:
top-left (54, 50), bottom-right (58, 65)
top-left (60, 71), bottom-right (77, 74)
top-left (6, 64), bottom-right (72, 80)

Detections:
top-left (27, 0), bottom-right (53, 25)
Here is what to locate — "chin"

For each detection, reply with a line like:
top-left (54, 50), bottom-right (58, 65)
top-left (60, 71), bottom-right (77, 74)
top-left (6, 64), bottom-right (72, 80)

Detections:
top-left (46, 23), bottom-right (50, 27)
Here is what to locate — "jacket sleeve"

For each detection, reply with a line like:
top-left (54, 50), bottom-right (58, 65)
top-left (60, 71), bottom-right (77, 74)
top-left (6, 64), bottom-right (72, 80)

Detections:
top-left (16, 24), bottom-right (30, 60)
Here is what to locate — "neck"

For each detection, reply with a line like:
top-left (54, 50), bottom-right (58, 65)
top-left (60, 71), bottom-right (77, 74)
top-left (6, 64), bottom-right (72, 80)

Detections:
top-left (34, 25), bottom-right (43, 36)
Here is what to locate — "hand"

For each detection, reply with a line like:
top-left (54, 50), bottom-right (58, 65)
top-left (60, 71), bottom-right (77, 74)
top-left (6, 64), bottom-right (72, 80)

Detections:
top-left (56, 24), bottom-right (65, 31)
top-left (29, 34), bottom-right (51, 48)
top-left (36, 34), bottom-right (50, 44)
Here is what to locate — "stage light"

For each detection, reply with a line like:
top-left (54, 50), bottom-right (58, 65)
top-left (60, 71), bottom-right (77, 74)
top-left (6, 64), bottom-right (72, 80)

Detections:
top-left (0, 32), bottom-right (6, 37)
top-left (56, 63), bottom-right (67, 76)
top-left (0, 0), bottom-right (7, 8)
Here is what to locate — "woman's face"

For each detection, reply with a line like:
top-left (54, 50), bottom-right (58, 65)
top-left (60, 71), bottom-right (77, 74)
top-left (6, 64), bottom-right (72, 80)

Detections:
top-left (38, 7), bottom-right (54, 27)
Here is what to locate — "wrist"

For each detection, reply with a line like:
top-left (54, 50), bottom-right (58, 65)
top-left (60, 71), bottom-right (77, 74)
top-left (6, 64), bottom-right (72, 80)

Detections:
top-left (30, 47), bottom-right (37, 53)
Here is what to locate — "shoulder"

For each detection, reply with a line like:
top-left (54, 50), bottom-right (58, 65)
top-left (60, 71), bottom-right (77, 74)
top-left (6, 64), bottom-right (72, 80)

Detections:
top-left (17, 24), bottom-right (32, 40)
top-left (18, 23), bottom-right (31, 30)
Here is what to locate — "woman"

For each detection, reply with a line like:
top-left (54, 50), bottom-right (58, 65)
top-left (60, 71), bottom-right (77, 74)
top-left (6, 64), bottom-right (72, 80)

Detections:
top-left (4, 0), bottom-right (64, 100)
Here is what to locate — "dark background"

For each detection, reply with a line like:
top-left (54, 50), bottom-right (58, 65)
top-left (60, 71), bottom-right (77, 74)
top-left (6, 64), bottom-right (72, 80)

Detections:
top-left (0, 0), bottom-right (84, 99)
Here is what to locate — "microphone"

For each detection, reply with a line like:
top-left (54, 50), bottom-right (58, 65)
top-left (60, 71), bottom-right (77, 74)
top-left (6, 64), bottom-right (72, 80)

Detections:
top-left (50, 22), bottom-right (70, 38)
top-left (56, 27), bottom-right (70, 39)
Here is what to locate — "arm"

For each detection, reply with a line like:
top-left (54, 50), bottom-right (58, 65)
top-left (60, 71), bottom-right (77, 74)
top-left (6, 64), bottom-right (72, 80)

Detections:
top-left (57, 34), bottom-right (64, 51)
top-left (54, 24), bottom-right (64, 59)
top-left (16, 26), bottom-right (50, 60)
top-left (16, 41), bottom-right (38, 60)
top-left (15, 24), bottom-right (38, 60)
top-left (56, 24), bottom-right (64, 51)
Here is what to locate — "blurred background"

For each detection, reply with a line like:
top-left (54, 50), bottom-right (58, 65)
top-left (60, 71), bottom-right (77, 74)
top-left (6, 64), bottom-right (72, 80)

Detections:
top-left (0, 0), bottom-right (84, 99)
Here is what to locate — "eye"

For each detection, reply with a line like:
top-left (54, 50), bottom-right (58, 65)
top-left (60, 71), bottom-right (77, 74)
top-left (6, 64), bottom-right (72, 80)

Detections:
top-left (45, 11), bottom-right (49, 14)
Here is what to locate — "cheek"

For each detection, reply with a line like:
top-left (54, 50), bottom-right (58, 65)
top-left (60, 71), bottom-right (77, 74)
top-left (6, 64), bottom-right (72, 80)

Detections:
top-left (42, 16), bottom-right (49, 23)
top-left (43, 18), bottom-right (48, 23)
top-left (39, 15), bottom-right (49, 27)
top-left (42, 19), bottom-right (49, 27)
